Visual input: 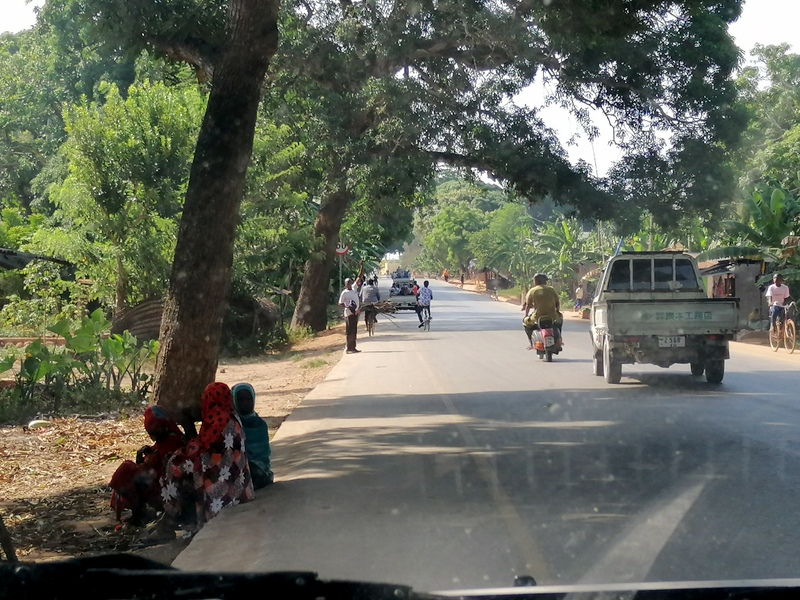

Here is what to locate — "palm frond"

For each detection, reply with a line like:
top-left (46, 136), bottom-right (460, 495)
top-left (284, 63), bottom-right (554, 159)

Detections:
top-left (696, 246), bottom-right (762, 262)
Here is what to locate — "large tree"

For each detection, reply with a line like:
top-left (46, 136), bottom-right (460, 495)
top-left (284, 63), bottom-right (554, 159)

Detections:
top-left (37, 0), bottom-right (747, 419)
top-left (40, 0), bottom-right (280, 426)
top-left (153, 0), bottom-right (279, 427)
top-left (278, 0), bottom-right (746, 330)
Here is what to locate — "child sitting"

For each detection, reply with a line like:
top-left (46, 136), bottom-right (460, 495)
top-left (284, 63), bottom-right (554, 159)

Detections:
top-left (110, 405), bottom-right (185, 525)
top-left (231, 383), bottom-right (274, 489)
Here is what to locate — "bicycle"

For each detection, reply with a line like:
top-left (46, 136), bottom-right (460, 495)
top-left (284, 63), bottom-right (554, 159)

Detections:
top-left (364, 304), bottom-right (377, 336)
top-left (417, 305), bottom-right (431, 331)
top-left (769, 301), bottom-right (797, 353)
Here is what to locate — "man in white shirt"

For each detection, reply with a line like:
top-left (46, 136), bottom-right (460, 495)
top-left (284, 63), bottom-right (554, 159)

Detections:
top-left (338, 278), bottom-right (361, 353)
top-left (574, 283), bottom-right (584, 312)
top-left (416, 280), bottom-right (433, 328)
top-left (766, 273), bottom-right (792, 332)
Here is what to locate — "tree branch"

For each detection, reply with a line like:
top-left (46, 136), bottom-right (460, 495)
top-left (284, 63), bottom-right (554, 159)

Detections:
top-left (143, 35), bottom-right (218, 82)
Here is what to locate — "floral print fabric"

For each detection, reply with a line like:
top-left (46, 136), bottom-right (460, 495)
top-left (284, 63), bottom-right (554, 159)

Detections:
top-left (161, 383), bottom-right (254, 527)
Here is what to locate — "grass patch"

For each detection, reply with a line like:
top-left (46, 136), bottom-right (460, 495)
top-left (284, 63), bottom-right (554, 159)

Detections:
top-left (498, 287), bottom-right (522, 302)
top-left (302, 358), bottom-right (328, 369)
top-left (287, 326), bottom-right (314, 345)
top-left (0, 385), bottom-right (147, 425)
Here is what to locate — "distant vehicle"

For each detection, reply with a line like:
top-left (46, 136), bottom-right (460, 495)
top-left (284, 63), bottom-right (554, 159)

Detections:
top-left (387, 269), bottom-right (417, 311)
top-left (590, 252), bottom-right (739, 384)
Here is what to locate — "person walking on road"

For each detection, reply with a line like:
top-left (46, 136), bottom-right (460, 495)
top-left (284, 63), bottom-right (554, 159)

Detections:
top-left (339, 278), bottom-right (361, 353)
top-left (574, 283), bottom-right (584, 312)
top-left (416, 280), bottom-right (433, 328)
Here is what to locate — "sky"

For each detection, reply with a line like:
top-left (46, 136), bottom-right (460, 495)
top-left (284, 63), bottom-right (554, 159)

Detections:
top-left (3, 0), bottom-right (799, 175)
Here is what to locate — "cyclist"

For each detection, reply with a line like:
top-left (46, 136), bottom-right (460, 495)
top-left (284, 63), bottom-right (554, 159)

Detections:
top-left (521, 273), bottom-right (562, 349)
top-left (766, 273), bottom-right (791, 333)
top-left (416, 280), bottom-right (433, 328)
top-left (360, 278), bottom-right (381, 329)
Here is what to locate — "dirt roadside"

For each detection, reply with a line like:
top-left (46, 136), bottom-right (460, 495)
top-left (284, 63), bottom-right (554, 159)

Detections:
top-left (1, 326), bottom-right (347, 564)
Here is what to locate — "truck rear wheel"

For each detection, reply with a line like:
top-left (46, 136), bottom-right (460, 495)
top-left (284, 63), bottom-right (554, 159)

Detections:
top-left (592, 350), bottom-right (604, 376)
top-left (603, 338), bottom-right (621, 384)
top-left (690, 362), bottom-right (704, 376)
top-left (705, 359), bottom-right (724, 384)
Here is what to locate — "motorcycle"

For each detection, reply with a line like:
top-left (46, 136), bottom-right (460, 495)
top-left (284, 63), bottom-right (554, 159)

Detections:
top-left (532, 316), bottom-right (562, 362)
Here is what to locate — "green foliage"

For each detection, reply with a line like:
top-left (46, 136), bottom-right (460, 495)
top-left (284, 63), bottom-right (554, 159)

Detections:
top-left (0, 309), bottom-right (158, 422)
top-left (302, 358), bottom-right (327, 369)
top-left (413, 178), bottom-right (603, 288)
top-left (736, 45), bottom-right (800, 188)
top-left (414, 180), bottom-right (506, 273)
top-left (747, 126), bottom-right (800, 191)
top-left (697, 183), bottom-right (800, 273)
top-left (0, 208), bottom-right (45, 305)
top-left (418, 203), bottom-right (488, 272)
top-left (0, 261), bottom-right (84, 336)
top-left (725, 185), bottom-right (800, 249)
top-left (286, 326), bottom-right (315, 345)
top-left (50, 80), bottom-right (204, 311)
top-left (235, 118), bottom-right (312, 314)
top-left (0, 384), bottom-right (146, 425)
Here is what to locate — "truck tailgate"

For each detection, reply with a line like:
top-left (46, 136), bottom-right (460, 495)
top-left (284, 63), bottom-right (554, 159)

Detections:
top-left (603, 298), bottom-right (739, 336)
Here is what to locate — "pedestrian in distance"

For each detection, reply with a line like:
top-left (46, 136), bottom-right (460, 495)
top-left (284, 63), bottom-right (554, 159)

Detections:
top-left (339, 277), bottom-right (361, 353)
top-left (416, 280), bottom-right (433, 328)
top-left (360, 278), bottom-right (381, 327)
top-left (574, 283), bottom-right (584, 312)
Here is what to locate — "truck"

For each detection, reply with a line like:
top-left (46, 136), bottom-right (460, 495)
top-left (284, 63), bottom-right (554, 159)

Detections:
top-left (385, 269), bottom-right (417, 311)
top-left (589, 252), bottom-right (740, 384)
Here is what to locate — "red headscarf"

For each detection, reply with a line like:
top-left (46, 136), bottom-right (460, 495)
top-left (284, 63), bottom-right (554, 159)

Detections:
top-left (144, 405), bottom-right (184, 439)
top-left (185, 382), bottom-right (234, 458)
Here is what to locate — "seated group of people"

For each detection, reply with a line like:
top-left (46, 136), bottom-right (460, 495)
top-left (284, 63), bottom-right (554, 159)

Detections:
top-left (110, 382), bottom-right (273, 532)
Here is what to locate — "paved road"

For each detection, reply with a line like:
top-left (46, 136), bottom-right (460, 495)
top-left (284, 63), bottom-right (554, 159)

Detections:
top-left (174, 283), bottom-right (800, 592)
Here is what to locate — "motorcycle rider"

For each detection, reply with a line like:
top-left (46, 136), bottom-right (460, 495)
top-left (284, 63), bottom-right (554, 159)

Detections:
top-left (521, 273), bottom-right (563, 349)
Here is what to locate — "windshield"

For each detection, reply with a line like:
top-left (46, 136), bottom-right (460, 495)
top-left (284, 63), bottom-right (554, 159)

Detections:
top-left (3, 0), bottom-right (800, 596)
top-left (607, 257), bottom-right (702, 292)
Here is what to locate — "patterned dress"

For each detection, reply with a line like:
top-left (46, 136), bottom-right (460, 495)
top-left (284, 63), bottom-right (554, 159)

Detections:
top-left (161, 383), bottom-right (254, 527)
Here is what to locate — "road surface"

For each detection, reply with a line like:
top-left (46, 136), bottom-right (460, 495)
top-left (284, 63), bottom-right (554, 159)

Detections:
top-left (174, 282), bottom-right (800, 592)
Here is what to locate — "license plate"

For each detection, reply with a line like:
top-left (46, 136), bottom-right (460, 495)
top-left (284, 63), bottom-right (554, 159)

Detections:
top-left (658, 336), bottom-right (685, 348)
top-left (545, 336), bottom-right (555, 347)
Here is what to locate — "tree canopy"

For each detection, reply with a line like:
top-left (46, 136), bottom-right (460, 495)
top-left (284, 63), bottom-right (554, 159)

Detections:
top-left (2, 0), bottom-right (751, 420)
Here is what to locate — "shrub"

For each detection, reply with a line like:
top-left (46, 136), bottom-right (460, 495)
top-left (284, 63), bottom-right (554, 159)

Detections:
top-left (0, 309), bottom-right (158, 424)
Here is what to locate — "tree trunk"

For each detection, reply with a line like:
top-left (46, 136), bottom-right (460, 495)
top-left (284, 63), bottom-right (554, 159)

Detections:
top-left (0, 514), bottom-right (16, 562)
top-left (152, 0), bottom-right (279, 428)
top-left (291, 183), bottom-right (352, 332)
top-left (114, 253), bottom-right (127, 318)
